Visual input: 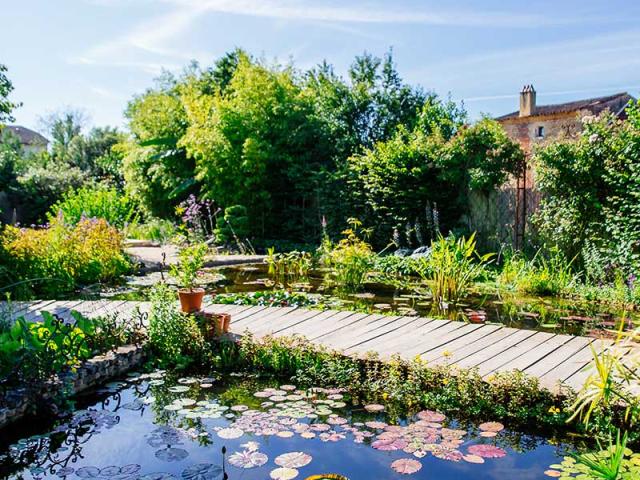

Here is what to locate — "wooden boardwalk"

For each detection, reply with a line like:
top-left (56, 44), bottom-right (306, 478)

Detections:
top-left (3, 300), bottom-right (635, 393)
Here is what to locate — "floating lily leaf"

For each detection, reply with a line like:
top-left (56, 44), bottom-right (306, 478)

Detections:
top-left (75, 466), bottom-right (100, 478)
top-left (181, 463), bottom-right (223, 480)
top-left (391, 458), bottom-right (422, 474)
top-left (543, 470), bottom-right (562, 477)
top-left (478, 422), bottom-right (504, 433)
top-left (138, 474), bottom-right (178, 480)
top-left (275, 452), bottom-right (313, 468)
top-left (467, 445), bottom-right (507, 458)
top-left (228, 450), bottom-right (268, 469)
top-left (241, 441), bottom-right (260, 452)
top-left (55, 467), bottom-right (75, 477)
top-left (156, 448), bottom-right (189, 462)
top-left (364, 404), bottom-right (385, 413)
top-left (372, 438), bottom-right (408, 451)
top-left (270, 467), bottom-right (299, 480)
top-left (168, 386), bottom-right (190, 393)
top-left (217, 428), bottom-right (244, 439)
top-left (365, 421), bottom-right (387, 430)
top-left (462, 454), bottom-right (485, 464)
top-left (417, 411), bottom-right (445, 422)
top-left (479, 431), bottom-right (497, 438)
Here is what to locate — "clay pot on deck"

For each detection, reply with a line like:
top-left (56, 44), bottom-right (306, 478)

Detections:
top-left (178, 288), bottom-right (205, 313)
top-left (199, 312), bottom-right (231, 339)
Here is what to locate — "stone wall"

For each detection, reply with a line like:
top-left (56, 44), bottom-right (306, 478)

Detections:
top-left (0, 344), bottom-right (145, 430)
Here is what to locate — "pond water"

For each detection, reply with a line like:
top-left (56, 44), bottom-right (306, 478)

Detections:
top-left (98, 264), bottom-right (638, 338)
top-left (0, 372), bottom-right (570, 480)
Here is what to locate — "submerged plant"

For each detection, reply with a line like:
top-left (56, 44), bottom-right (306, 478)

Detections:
top-left (265, 249), bottom-right (313, 283)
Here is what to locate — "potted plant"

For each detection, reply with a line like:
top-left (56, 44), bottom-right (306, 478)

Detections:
top-left (169, 243), bottom-right (208, 313)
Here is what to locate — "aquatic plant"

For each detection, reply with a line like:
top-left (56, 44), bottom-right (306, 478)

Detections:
top-left (424, 233), bottom-right (493, 303)
top-left (266, 248), bottom-right (313, 282)
top-left (321, 219), bottom-right (374, 292)
top-left (212, 291), bottom-right (320, 308)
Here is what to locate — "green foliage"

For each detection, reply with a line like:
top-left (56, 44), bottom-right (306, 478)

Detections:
top-left (125, 218), bottom-right (177, 243)
top-left (48, 185), bottom-right (138, 228)
top-left (0, 311), bottom-right (93, 388)
top-left (498, 248), bottom-right (578, 297)
top-left (214, 205), bottom-right (249, 245)
top-left (426, 233), bottom-right (493, 303)
top-left (265, 248), bottom-right (313, 282)
top-left (147, 283), bottom-right (207, 369)
top-left (346, 108), bottom-right (522, 246)
top-left (212, 290), bottom-right (319, 308)
top-left (533, 103), bottom-right (640, 281)
top-left (169, 243), bottom-right (207, 290)
top-left (321, 219), bottom-right (374, 292)
top-left (0, 218), bottom-right (131, 298)
top-left (121, 88), bottom-right (194, 218)
top-left (211, 334), bottom-right (568, 429)
top-left (0, 64), bottom-right (20, 123)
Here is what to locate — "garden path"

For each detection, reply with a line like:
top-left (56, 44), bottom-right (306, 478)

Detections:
top-left (2, 300), bottom-right (635, 394)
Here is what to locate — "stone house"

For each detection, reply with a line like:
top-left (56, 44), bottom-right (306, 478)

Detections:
top-left (492, 86), bottom-right (635, 248)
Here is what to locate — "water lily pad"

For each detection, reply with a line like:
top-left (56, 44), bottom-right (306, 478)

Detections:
top-left (467, 445), bottom-right (507, 458)
top-left (228, 450), bottom-right (268, 468)
top-left (181, 464), bottom-right (223, 480)
top-left (391, 458), bottom-right (422, 474)
top-left (156, 448), bottom-right (189, 462)
top-left (478, 422), bottom-right (504, 433)
top-left (462, 454), bottom-right (485, 464)
top-left (75, 466), bottom-right (100, 478)
top-left (138, 474), bottom-right (178, 480)
top-left (543, 470), bottom-right (562, 477)
top-left (217, 427), bottom-right (244, 439)
top-left (270, 467), bottom-right (299, 480)
top-left (417, 410), bottom-right (445, 422)
top-left (275, 452), bottom-right (312, 468)
top-left (364, 404), bottom-right (385, 413)
top-left (168, 386), bottom-right (190, 393)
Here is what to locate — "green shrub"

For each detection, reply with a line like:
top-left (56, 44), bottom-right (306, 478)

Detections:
top-left (169, 243), bottom-right (208, 290)
top-left (0, 218), bottom-right (131, 298)
top-left (214, 204), bottom-right (249, 246)
top-left (48, 185), bottom-right (138, 228)
top-left (147, 283), bottom-right (207, 369)
top-left (124, 218), bottom-right (177, 243)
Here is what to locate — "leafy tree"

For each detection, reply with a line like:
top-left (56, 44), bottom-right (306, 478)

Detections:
top-left (181, 54), bottom-right (331, 240)
top-left (533, 102), bottom-right (640, 279)
top-left (347, 104), bottom-right (522, 247)
top-left (0, 64), bottom-right (20, 124)
top-left (121, 88), bottom-right (194, 218)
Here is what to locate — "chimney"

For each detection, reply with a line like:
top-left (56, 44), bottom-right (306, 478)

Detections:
top-left (519, 84), bottom-right (536, 117)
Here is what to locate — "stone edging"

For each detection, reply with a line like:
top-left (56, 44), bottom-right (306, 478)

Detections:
top-left (0, 344), bottom-right (145, 430)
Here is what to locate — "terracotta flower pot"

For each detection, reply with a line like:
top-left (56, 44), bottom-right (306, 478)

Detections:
top-left (178, 288), bottom-right (205, 313)
top-left (215, 313), bottom-right (231, 335)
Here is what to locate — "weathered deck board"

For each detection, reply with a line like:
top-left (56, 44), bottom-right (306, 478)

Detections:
top-left (4, 300), bottom-right (631, 394)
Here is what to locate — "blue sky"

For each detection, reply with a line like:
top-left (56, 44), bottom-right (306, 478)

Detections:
top-left (2, 0), bottom-right (640, 132)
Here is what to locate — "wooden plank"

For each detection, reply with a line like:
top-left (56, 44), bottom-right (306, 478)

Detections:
top-left (325, 315), bottom-right (406, 350)
top-left (338, 316), bottom-right (417, 352)
top-left (228, 306), bottom-right (271, 332)
top-left (418, 323), bottom-right (486, 356)
top-left (453, 328), bottom-right (538, 369)
top-left (401, 321), bottom-right (477, 357)
top-left (547, 339), bottom-right (616, 390)
top-left (430, 327), bottom-right (523, 367)
top-left (353, 317), bottom-right (444, 356)
top-left (233, 306), bottom-right (297, 330)
top-left (279, 310), bottom-right (357, 338)
top-left (490, 332), bottom-right (576, 374)
top-left (347, 317), bottom-right (447, 356)
top-left (475, 331), bottom-right (557, 377)
top-left (252, 308), bottom-right (327, 337)
top-left (9, 300), bottom-right (57, 321)
top-left (314, 313), bottom-right (390, 343)
top-left (421, 324), bottom-right (502, 363)
top-left (307, 312), bottom-right (371, 341)
top-left (523, 336), bottom-right (594, 380)
top-left (240, 306), bottom-right (299, 330)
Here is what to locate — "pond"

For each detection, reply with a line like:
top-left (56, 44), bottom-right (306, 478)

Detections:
top-left (96, 264), bottom-right (638, 338)
top-left (1, 372), bottom-right (570, 480)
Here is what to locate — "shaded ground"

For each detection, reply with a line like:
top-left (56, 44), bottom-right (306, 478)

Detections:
top-left (125, 243), bottom-right (265, 272)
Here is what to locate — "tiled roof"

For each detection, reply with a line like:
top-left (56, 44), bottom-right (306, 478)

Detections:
top-left (496, 92), bottom-right (635, 121)
top-left (2, 125), bottom-right (49, 145)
